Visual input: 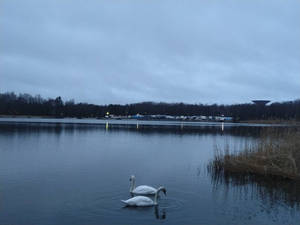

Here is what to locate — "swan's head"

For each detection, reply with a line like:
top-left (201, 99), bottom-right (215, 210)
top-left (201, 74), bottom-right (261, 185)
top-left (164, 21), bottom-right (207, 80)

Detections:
top-left (158, 186), bottom-right (167, 196)
top-left (129, 175), bottom-right (135, 182)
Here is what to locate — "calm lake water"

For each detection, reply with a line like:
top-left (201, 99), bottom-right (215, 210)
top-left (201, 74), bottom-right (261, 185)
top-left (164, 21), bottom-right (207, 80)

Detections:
top-left (0, 119), bottom-right (299, 225)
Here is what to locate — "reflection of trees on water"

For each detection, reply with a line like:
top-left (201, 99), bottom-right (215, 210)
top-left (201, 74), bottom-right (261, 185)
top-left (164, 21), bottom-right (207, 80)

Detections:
top-left (0, 122), bottom-right (267, 138)
top-left (208, 168), bottom-right (300, 211)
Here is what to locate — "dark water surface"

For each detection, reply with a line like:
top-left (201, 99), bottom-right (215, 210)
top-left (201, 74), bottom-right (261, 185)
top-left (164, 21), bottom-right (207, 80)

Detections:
top-left (0, 119), bottom-right (299, 225)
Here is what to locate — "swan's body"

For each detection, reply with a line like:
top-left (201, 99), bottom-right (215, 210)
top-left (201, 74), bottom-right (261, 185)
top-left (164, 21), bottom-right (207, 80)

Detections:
top-left (121, 186), bottom-right (166, 207)
top-left (129, 175), bottom-right (157, 195)
top-left (121, 196), bottom-right (155, 207)
top-left (132, 185), bottom-right (157, 195)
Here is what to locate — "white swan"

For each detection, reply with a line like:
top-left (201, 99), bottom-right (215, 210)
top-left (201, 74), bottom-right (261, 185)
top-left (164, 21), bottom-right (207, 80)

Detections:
top-left (129, 175), bottom-right (157, 195)
top-left (121, 186), bottom-right (167, 207)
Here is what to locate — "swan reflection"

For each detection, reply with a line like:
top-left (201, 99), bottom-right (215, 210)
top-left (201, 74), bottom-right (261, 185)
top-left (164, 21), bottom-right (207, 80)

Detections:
top-left (155, 205), bottom-right (166, 220)
top-left (121, 204), bottom-right (167, 220)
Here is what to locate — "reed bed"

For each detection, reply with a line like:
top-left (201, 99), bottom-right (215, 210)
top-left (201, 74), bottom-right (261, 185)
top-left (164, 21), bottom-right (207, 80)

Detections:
top-left (210, 128), bottom-right (300, 180)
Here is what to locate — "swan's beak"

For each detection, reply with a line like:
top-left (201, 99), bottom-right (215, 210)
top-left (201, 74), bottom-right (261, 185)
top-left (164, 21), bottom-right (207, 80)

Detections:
top-left (163, 190), bottom-right (167, 196)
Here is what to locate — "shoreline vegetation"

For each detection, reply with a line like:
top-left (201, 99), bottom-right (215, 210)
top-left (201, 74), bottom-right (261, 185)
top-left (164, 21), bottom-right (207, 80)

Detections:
top-left (1, 92), bottom-right (300, 122)
top-left (209, 128), bottom-right (300, 180)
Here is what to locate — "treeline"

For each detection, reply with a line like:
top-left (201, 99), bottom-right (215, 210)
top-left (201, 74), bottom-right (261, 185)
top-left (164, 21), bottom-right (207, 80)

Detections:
top-left (0, 92), bottom-right (300, 121)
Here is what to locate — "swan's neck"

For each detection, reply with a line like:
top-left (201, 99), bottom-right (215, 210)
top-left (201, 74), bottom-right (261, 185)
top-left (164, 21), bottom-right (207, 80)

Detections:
top-left (130, 178), bottom-right (135, 192)
top-left (154, 188), bottom-right (162, 205)
top-left (154, 192), bottom-right (159, 205)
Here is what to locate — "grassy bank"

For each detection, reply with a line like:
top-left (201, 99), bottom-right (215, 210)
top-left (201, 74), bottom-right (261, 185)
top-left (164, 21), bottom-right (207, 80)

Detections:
top-left (209, 128), bottom-right (300, 180)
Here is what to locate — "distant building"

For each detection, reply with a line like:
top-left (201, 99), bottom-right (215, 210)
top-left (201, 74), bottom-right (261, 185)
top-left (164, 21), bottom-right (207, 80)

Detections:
top-left (215, 116), bottom-right (233, 122)
top-left (130, 114), bottom-right (144, 119)
top-left (223, 116), bottom-right (233, 121)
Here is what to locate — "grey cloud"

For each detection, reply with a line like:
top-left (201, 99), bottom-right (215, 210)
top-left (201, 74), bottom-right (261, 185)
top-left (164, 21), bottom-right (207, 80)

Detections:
top-left (1, 0), bottom-right (299, 104)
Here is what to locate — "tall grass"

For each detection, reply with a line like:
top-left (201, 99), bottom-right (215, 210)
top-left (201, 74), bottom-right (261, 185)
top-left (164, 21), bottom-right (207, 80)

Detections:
top-left (209, 128), bottom-right (300, 180)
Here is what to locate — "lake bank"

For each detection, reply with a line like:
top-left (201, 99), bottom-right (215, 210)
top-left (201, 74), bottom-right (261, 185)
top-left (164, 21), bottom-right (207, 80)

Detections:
top-left (241, 119), bottom-right (300, 125)
top-left (209, 128), bottom-right (300, 180)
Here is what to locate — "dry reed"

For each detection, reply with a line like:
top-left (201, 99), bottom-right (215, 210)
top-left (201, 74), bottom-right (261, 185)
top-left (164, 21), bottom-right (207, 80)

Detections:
top-left (210, 128), bottom-right (300, 180)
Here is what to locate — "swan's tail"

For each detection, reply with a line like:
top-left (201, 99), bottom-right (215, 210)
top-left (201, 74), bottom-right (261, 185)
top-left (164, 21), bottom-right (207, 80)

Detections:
top-left (121, 200), bottom-right (128, 205)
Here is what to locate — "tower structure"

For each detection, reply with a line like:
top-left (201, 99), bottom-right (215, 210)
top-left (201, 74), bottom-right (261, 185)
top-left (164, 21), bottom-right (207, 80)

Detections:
top-left (252, 100), bottom-right (270, 106)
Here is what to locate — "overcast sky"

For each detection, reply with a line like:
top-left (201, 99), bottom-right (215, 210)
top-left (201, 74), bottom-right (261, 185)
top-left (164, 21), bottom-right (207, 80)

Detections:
top-left (1, 0), bottom-right (299, 105)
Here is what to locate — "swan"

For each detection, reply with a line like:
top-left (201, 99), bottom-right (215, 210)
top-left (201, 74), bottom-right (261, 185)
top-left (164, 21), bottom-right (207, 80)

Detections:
top-left (121, 186), bottom-right (166, 207)
top-left (129, 175), bottom-right (157, 195)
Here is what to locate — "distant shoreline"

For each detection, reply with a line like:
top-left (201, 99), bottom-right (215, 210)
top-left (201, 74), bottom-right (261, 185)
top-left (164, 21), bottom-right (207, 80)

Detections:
top-left (1, 115), bottom-right (299, 125)
top-left (0, 116), bottom-right (296, 129)
top-left (240, 119), bottom-right (300, 125)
